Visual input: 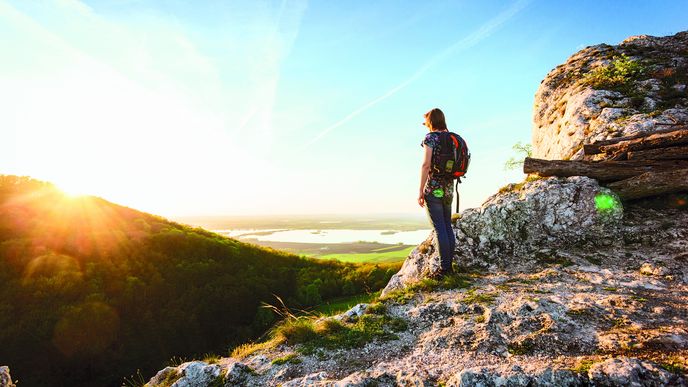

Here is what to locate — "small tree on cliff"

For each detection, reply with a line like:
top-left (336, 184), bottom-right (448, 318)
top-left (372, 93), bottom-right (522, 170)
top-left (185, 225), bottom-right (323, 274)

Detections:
top-left (504, 141), bottom-right (533, 170)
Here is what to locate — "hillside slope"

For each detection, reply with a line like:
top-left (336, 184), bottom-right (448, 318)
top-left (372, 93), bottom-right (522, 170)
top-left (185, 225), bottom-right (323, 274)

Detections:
top-left (0, 175), bottom-right (395, 387)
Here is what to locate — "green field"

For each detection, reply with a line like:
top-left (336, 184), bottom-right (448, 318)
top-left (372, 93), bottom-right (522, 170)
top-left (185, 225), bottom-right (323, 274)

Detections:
top-left (315, 245), bottom-right (416, 263)
top-left (311, 292), bottom-right (379, 315)
top-left (236, 240), bottom-right (416, 263)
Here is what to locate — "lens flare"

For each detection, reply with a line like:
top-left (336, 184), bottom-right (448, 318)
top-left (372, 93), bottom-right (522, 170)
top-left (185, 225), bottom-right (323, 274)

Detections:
top-left (594, 193), bottom-right (620, 212)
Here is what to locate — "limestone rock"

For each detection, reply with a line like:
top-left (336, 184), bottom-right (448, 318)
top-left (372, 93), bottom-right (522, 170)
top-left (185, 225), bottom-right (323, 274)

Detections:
top-left (383, 176), bottom-right (623, 295)
top-left (148, 367), bottom-right (178, 386)
top-left (639, 262), bottom-right (670, 276)
top-left (281, 371), bottom-right (328, 386)
top-left (588, 357), bottom-right (686, 386)
top-left (0, 367), bottom-right (16, 387)
top-left (333, 303), bottom-right (368, 322)
top-left (532, 31), bottom-right (688, 161)
top-left (448, 366), bottom-right (584, 386)
top-left (224, 362), bottom-right (252, 386)
top-left (147, 361), bottom-right (221, 387)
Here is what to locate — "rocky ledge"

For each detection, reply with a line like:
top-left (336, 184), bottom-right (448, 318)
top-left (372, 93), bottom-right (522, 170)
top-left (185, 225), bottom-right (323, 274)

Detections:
top-left (144, 176), bottom-right (688, 386)
top-left (532, 30), bottom-right (687, 161)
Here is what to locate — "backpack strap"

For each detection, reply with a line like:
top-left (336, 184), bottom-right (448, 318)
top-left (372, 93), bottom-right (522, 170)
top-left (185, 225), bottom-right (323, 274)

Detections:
top-left (455, 178), bottom-right (460, 213)
top-left (440, 131), bottom-right (451, 153)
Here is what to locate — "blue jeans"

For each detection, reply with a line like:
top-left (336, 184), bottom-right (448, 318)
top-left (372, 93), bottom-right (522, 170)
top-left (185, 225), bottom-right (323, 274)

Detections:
top-left (424, 193), bottom-right (456, 271)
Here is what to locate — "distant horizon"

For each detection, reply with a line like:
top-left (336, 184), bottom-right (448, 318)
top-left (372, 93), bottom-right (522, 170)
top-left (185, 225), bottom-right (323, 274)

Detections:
top-left (173, 212), bottom-right (429, 219)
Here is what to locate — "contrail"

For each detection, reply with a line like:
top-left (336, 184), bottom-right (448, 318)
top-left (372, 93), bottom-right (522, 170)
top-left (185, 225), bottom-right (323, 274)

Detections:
top-left (300, 0), bottom-right (532, 150)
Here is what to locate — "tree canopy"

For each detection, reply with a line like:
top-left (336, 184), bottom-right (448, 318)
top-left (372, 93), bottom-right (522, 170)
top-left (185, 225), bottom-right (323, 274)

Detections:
top-left (0, 175), bottom-right (398, 386)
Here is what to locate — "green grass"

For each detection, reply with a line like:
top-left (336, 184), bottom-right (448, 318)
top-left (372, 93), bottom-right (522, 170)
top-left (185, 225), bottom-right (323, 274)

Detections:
top-left (570, 359), bottom-right (595, 375)
top-left (317, 246), bottom-right (415, 263)
top-left (461, 288), bottom-right (498, 305)
top-left (370, 245), bottom-right (410, 253)
top-left (365, 302), bottom-right (387, 315)
top-left (271, 353), bottom-right (301, 365)
top-left (268, 314), bottom-right (407, 356)
top-left (312, 293), bottom-right (378, 315)
top-left (201, 353), bottom-right (220, 364)
top-left (507, 338), bottom-right (535, 355)
top-left (380, 273), bottom-right (473, 303)
top-left (582, 53), bottom-right (646, 90)
top-left (660, 356), bottom-right (688, 375)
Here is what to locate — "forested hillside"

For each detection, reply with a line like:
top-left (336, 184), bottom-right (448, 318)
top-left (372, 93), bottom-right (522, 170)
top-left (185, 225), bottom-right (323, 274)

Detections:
top-left (0, 175), bottom-right (397, 386)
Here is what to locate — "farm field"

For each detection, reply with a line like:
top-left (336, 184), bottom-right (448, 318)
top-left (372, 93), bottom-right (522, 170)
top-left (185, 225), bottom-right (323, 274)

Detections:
top-left (316, 245), bottom-right (416, 263)
top-left (240, 239), bottom-right (416, 263)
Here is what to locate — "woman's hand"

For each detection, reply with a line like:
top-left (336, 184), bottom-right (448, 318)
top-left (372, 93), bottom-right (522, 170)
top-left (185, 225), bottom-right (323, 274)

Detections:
top-left (417, 193), bottom-right (425, 208)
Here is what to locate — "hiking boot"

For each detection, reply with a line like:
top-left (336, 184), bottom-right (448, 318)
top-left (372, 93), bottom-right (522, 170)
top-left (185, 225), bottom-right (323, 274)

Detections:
top-left (428, 268), bottom-right (453, 280)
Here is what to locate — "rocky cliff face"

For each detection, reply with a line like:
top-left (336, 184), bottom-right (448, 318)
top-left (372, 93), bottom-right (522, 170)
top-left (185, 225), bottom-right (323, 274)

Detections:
top-left (142, 31), bottom-right (688, 387)
top-left (532, 31), bottom-right (688, 160)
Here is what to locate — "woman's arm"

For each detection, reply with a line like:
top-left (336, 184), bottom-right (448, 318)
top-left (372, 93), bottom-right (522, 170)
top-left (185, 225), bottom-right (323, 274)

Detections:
top-left (418, 144), bottom-right (433, 207)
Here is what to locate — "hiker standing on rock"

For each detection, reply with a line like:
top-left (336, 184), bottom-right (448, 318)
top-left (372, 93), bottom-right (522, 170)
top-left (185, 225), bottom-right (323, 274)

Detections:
top-left (418, 108), bottom-right (470, 279)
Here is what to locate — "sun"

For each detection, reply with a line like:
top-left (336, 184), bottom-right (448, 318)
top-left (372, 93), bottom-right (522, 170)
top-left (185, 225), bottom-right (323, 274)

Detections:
top-left (57, 179), bottom-right (92, 198)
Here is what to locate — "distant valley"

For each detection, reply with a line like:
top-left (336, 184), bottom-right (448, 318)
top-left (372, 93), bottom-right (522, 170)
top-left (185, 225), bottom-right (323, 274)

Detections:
top-left (174, 214), bottom-right (430, 263)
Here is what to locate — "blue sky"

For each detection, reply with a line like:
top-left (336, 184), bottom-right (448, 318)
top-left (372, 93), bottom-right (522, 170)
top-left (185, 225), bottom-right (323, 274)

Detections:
top-left (1, 0), bottom-right (686, 217)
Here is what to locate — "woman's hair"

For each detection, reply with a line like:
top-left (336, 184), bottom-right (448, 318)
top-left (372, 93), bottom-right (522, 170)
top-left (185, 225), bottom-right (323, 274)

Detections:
top-left (424, 108), bottom-right (447, 130)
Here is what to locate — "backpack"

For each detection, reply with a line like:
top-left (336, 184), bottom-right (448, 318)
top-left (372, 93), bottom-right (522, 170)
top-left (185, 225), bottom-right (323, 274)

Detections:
top-left (431, 131), bottom-right (471, 212)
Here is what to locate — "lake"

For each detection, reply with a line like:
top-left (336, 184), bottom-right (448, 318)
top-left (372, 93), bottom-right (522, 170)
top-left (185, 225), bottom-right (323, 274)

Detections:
top-left (213, 228), bottom-right (432, 245)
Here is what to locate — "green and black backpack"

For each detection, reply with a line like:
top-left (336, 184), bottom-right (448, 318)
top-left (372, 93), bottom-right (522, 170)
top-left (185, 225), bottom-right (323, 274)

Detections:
top-left (432, 131), bottom-right (471, 212)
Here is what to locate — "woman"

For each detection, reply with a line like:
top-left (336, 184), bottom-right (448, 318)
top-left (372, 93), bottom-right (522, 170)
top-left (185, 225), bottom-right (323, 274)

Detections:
top-left (418, 108), bottom-right (456, 278)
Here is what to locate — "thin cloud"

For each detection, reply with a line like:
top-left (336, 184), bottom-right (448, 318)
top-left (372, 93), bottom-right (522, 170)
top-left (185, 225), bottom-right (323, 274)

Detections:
top-left (300, 0), bottom-right (533, 150)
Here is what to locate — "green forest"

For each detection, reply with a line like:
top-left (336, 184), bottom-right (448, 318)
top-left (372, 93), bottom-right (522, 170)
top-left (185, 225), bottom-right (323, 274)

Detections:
top-left (0, 175), bottom-right (400, 386)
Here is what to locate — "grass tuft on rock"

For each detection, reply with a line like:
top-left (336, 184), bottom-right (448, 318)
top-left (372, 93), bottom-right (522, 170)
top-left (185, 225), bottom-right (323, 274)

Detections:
top-left (230, 338), bottom-right (285, 360)
top-left (570, 358), bottom-right (596, 375)
top-left (271, 353), bottom-right (301, 365)
top-left (380, 273), bottom-right (472, 304)
top-left (365, 302), bottom-right (387, 315)
top-left (461, 288), bottom-right (498, 305)
top-left (232, 310), bottom-right (409, 360)
top-left (295, 314), bottom-right (408, 355)
top-left (582, 53), bottom-right (646, 90)
top-left (507, 338), bottom-right (535, 355)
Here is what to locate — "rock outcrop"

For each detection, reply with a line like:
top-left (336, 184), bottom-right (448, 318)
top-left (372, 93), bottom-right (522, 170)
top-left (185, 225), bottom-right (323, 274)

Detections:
top-left (532, 31), bottom-right (688, 160)
top-left (383, 176), bottom-right (623, 295)
top-left (0, 367), bottom-right (15, 387)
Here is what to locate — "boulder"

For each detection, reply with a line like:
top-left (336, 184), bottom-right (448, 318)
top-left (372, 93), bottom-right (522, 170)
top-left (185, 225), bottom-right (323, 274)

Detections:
top-left (0, 367), bottom-right (15, 387)
top-left (147, 361), bottom-right (221, 387)
top-left (224, 362), bottom-right (252, 386)
top-left (383, 176), bottom-right (623, 295)
top-left (448, 366), bottom-right (585, 386)
top-left (281, 371), bottom-right (328, 386)
top-left (588, 357), bottom-right (686, 386)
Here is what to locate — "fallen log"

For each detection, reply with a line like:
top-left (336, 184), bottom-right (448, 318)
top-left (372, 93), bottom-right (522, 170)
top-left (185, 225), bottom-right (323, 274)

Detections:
top-left (583, 128), bottom-right (688, 155)
top-left (523, 157), bottom-right (688, 183)
top-left (606, 168), bottom-right (688, 200)
top-left (627, 145), bottom-right (688, 160)
top-left (599, 129), bottom-right (688, 156)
